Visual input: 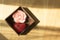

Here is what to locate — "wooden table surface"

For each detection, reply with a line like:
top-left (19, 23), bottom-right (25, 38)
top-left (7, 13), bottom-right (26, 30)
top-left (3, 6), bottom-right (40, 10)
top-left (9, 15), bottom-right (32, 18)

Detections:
top-left (0, 20), bottom-right (60, 40)
top-left (0, 4), bottom-right (60, 40)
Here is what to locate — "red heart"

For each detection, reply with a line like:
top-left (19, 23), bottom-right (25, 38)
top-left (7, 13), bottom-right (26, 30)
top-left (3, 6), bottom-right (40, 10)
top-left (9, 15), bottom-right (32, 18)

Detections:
top-left (13, 23), bottom-right (26, 33)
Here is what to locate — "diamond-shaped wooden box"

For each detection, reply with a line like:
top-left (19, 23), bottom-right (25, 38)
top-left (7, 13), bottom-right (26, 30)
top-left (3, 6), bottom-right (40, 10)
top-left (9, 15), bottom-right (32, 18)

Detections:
top-left (5, 7), bottom-right (40, 35)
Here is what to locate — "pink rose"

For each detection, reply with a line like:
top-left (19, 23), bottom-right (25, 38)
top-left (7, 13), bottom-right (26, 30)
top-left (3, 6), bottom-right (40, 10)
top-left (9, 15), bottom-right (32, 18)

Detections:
top-left (12, 10), bottom-right (26, 23)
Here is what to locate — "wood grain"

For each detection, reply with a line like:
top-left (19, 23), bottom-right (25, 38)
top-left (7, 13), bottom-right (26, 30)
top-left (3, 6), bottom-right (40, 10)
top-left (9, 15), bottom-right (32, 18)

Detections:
top-left (0, 20), bottom-right (60, 40)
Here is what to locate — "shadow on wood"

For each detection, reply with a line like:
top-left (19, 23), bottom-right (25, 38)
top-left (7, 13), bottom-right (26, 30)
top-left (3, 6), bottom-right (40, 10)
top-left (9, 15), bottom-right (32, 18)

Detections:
top-left (0, 0), bottom-right (60, 8)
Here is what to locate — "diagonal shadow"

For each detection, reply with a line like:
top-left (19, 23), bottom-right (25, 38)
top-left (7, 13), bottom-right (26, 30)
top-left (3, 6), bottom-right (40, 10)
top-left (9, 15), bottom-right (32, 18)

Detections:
top-left (0, 20), bottom-right (60, 33)
top-left (0, 20), bottom-right (9, 27)
top-left (34, 26), bottom-right (60, 32)
top-left (0, 33), bottom-right (8, 40)
top-left (0, 0), bottom-right (60, 8)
